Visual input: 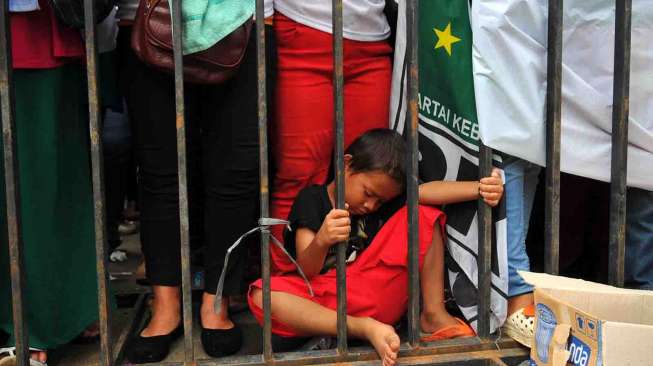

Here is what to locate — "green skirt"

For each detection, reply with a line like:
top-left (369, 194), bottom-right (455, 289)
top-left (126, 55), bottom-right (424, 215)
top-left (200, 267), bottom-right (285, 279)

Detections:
top-left (0, 63), bottom-right (99, 349)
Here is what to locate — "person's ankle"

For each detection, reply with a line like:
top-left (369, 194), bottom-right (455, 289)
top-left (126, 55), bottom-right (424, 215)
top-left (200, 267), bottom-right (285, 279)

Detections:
top-left (348, 316), bottom-right (375, 340)
top-left (420, 311), bottom-right (457, 333)
top-left (200, 293), bottom-right (234, 330)
top-left (142, 304), bottom-right (181, 337)
top-left (507, 293), bottom-right (534, 316)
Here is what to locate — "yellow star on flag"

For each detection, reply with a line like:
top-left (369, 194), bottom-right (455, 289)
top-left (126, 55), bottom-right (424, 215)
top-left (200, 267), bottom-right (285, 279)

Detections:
top-left (433, 22), bottom-right (461, 56)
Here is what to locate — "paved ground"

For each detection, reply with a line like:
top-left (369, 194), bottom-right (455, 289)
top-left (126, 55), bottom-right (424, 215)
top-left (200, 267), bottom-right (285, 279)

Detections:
top-left (45, 229), bottom-right (529, 366)
top-left (48, 230), bottom-right (266, 365)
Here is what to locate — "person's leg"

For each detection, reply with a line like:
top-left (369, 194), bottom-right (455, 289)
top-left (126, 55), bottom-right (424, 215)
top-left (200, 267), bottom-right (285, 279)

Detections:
top-left (130, 59), bottom-right (200, 337)
top-left (102, 106), bottom-right (130, 256)
top-left (419, 219), bottom-right (461, 332)
top-left (499, 156), bottom-right (541, 348)
top-left (0, 64), bottom-right (102, 363)
top-left (117, 25), bottom-right (141, 225)
top-left (342, 38), bottom-right (392, 146)
top-left (250, 288), bottom-right (399, 366)
top-left (199, 24), bottom-right (274, 330)
top-left (269, 14), bottom-right (336, 272)
top-left (625, 187), bottom-right (653, 290)
top-left (503, 155), bottom-right (541, 314)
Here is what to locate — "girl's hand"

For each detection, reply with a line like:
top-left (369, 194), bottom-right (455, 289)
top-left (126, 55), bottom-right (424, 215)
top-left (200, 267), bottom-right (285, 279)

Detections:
top-left (479, 168), bottom-right (504, 207)
top-left (315, 208), bottom-right (351, 247)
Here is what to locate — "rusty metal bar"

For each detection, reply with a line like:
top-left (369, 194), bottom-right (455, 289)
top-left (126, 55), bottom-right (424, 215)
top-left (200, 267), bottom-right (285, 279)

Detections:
top-left (477, 144), bottom-right (492, 338)
top-left (170, 0), bottom-right (194, 362)
top-left (194, 337), bottom-right (526, 366)
top-left (608, 0), bottom-right (632, 288)
top-left (112, 294), bottom-right (149, 365)
top-left (83, 0), bottom-right (113, 364)
top-left (544, 0), bottom-right (562, 275)
top-left (0, 3), bottom-right (29, 365)
top-left (255, 0), bottom-right (273, 361)
top-left (332, 0), bottom-right (347, 356)
top-left (405, 0), bottom-right (420, 348)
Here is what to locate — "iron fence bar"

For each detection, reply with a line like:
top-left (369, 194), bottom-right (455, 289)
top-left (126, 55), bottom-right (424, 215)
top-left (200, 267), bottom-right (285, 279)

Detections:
top-left (405, 0), bottom-right (420, 348)
top-left (332, 0), bottom-right (347, 356)
top-left (477, 143), bottom-right (492, 338)
top-left (170, 0), bottom-right (194, 362)
top-left (195, 337), bottom-right (524, 366)
top-left (608, 0), bottom-right (632, 288)
top-left (544, 0), bottom-right (562, 275)
top-left (112, 294), bottom-right (149, 365)
top-left (82, 0), bottom-right (113, 365)
top-left (0, 2), bottom-right (29, 365)
top-left (255, 0), bottom-right (273, 361)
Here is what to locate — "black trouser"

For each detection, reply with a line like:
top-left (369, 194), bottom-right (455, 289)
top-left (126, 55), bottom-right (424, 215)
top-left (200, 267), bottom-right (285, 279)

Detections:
top-left (103, 106), bottom-right (131, 251)
top-left (100, 47), bottom-right (131, 252)
top-left (130, 27), bottom-right (276, 295)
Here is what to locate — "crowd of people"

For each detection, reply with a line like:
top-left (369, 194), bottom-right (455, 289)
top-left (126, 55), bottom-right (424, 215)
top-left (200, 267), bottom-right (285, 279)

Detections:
top-left (0, 1), bottom-right (651, 366)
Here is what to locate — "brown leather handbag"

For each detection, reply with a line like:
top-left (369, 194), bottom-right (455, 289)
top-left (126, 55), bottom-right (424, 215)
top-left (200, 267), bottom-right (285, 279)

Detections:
top-left (131, 0), bottom-right (252, 84)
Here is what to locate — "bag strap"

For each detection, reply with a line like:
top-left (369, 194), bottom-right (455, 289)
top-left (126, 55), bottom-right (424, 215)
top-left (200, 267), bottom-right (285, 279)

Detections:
top-left (214, 218), bottom-right (315, 314)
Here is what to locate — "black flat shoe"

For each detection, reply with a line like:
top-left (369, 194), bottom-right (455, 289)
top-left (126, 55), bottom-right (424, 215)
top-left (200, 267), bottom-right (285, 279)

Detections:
top-left (125, 325), bottom-right (183, 364)
top-left (201, 324), bottom-right (242, 358)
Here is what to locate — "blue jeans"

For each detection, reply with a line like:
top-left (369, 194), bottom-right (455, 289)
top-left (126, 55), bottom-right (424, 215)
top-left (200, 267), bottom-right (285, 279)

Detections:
top-left (625, 187), bottom-right (653, 290)
top-left (503, 156), bottom-right (541, 297)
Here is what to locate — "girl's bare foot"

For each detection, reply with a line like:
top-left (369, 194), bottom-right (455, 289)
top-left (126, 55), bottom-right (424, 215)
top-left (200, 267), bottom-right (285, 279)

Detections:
top-left (419, 311), bottom-right (459, 334)
top-left (361, 318), bottom-right (400, 366)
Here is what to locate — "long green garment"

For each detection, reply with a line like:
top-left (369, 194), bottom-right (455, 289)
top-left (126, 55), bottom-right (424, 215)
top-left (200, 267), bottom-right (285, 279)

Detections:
top-left (0, 63), bottom-right (99, 349)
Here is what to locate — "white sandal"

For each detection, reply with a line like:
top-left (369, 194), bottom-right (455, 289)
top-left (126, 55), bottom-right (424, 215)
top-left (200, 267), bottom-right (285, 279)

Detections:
top-left (0, 347), bottom-right (48, 366)
top-left (502, 305), bottom-right (535, 348)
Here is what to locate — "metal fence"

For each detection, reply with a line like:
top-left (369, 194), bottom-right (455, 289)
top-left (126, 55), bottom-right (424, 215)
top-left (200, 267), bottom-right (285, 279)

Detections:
top-left (0, 0), bottom-right (632, 365)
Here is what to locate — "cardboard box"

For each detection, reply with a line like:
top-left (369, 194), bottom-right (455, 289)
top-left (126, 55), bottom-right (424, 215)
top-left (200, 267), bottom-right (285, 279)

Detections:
top-left (520, 271), bottom-right (653, 366)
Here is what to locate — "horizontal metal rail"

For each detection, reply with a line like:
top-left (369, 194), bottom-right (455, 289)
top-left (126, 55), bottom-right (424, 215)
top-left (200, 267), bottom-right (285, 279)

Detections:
top-left (126, 337), bottom-right (525, 366)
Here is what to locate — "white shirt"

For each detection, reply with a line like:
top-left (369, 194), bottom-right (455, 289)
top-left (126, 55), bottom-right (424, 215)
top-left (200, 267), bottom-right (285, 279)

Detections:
top-left (274, 0), bottom-right (390, 42)
top-left (265, 0), bottom-right (274, 18)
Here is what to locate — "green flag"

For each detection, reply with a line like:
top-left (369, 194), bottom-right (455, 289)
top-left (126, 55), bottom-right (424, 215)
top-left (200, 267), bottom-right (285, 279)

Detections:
top-left (419, 1), bottom-right (479, 146)
top-left (390, 0), bottom-right (509, 333)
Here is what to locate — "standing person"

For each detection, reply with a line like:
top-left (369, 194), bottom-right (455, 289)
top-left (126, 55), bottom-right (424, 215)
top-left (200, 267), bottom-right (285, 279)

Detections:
top-left (269, 1), bottom-right (394, 273)
top-left (123, 0), bottom-right (277, 363)
top-left (0, 1), bottom-right (100, 364)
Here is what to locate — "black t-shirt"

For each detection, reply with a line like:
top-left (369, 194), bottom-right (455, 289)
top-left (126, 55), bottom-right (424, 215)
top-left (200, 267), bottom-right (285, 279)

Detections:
top-left (284, 185), bottom-right (404, 273)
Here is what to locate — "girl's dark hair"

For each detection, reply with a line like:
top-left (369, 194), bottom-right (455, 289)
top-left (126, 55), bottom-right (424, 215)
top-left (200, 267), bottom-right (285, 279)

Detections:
top-left (345, 128), bottom-right (407, 189)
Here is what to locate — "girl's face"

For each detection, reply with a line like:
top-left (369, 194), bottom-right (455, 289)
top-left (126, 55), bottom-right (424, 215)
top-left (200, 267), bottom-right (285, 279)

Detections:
top-left (344, 168), bottom-right (402, 216)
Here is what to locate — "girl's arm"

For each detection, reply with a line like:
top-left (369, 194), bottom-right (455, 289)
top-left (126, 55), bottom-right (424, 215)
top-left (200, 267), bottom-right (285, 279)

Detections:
top-left (418, 168), bottom-right (504, 207)
top-left (295, 208), bottom-right (351, 277)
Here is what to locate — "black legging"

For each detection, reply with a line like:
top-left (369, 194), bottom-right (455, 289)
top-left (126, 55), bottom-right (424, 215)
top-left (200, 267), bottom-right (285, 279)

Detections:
top-left (128, 27), bottom-right (276, 295)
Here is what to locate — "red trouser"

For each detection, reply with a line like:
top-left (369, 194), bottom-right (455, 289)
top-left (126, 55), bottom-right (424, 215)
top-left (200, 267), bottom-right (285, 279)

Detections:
top-left (270, 13), bottom-right (393, 273)
top-left (249, 206), bottom-right (446, 337)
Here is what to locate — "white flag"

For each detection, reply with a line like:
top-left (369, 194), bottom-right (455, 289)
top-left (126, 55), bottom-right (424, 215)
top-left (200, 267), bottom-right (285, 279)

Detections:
top-left (472, 0), bottom-right (653, 190)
